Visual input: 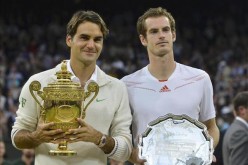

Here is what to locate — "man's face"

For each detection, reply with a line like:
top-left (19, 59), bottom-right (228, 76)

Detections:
top-left (23, 149), bottom-right (35, 160)
top-left (244, 107), bottom-right (248, 122)
top-left (140, 16), bottom-right (176, 57)
top-left (66, 21), bottom-right (103, 66)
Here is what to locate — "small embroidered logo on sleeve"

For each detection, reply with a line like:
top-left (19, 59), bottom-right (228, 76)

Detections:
top-left (159, 85), bottom-right (171, 92)
top-left (21, 97), bottom-right (27, 107)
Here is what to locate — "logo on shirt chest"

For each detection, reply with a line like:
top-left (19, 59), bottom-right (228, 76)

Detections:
top-left (159, 85), bottom-right (171, 92)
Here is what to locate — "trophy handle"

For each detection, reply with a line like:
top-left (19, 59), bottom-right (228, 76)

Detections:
top-left (82, 81), bottom-right (99, 117)
top-left (29, 80), bottom-right (44, 110)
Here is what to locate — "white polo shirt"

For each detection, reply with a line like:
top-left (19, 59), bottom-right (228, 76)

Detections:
top-left (122, 62), bottom-right (216, 146)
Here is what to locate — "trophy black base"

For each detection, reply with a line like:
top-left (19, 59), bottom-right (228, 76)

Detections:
top-left (49, 150), bottom-right (77, 156)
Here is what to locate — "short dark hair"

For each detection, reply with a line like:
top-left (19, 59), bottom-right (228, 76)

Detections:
top-left (233, 91), bottom-right (248, 111)
top-left (137, 7), bottom-right (176, 37)
top-left (67, 10), bottom-right (109, 38)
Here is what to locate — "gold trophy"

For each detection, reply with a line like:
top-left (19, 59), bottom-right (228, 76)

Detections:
top-left (29, 60), bottom-right (99, 156)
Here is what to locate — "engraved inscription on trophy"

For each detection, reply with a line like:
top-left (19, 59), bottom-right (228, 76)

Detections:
top-left (139, 114), bottom-right (213, 165)
top-left (29, 60), bottom-right (99, 156)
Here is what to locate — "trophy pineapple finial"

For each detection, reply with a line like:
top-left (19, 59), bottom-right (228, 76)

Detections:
top-left (56, 60), bottom-right (72, 81)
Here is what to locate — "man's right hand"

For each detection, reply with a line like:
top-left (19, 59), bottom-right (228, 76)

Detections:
top-left (14, 117), bottom-right (65, 149)
top-left (31, 120), bottom-right (65, 145)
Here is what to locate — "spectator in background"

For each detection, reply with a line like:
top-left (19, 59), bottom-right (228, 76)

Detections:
top-left (213, 107), bottom-right (234, 165)
top-left (0, 54), bottom-right (7, 88)
top-left (0, 140), bottom-right (11, 165)
top-left (12, 149), bottom-right (35, 165)
top-left (222, 91), bottom-right (248, 165)
top-left (0, 88), bottom-right (6, 112)
top-left (0, 110), bottom-right (8, 140)
top-left (6, 105), bottom-right (17, 138)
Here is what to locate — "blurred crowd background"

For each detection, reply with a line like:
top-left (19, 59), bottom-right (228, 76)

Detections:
top-left (0, 0), bottom-right (247, 164)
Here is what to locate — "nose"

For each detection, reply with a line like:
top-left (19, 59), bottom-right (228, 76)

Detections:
top-left (159, 31), bottom-right (166, 39)
top-left (86, 39), bottom-right (94, 48)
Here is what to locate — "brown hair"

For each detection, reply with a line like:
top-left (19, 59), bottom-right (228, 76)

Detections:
top-left (137, 7), bottom-right (176, 37)
top-left (67, 10), bottom-right (109, 38)
top-left (233, 91), bottom-right (248, 111)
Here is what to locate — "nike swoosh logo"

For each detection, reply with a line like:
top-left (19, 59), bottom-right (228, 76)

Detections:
top-left (96, 98), bottom-right (106, 102)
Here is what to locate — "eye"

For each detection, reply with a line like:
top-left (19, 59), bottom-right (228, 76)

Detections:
top-left (163, 27), bottom-right (171, 32)
top-left (94, 37), bottom-right (103, 42)
top-left (81, 36), bottom-right (89, 40)
top-left (150, 29), bottom-right (158, 34)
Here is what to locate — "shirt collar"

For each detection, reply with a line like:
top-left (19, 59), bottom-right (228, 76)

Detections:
top-left (144, 62), bottom-right (177, 81)
top-left (236, 116), bottom-right (248, 128)
top-left (66, 60), bottom-right (97, 84)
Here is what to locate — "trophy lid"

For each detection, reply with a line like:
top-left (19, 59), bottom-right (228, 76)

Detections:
top-left (47, 60), bottom-right (81, 88)
top-left (42, 60), bottom-right (84, 101)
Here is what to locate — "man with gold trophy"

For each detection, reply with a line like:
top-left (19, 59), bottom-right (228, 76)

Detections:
top-left (11, 10), bottom-right (132, 165)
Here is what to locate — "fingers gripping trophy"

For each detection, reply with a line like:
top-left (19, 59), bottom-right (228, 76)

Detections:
top-left (29, 60), bottom-right (99, 156)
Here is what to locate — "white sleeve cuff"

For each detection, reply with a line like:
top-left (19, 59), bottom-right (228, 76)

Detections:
top-left (11, 128), bottom-right (21, 150)
top-left (107, 136), bottom-right (132, 162)
top-left (107, 137), bottom-right (118, 157)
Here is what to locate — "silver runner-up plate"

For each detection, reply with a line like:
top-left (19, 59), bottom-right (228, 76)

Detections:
top-left (138, 113), bottom-right (214, 165)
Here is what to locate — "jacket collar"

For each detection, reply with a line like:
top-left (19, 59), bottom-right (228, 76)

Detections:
top-left (236, 117), bottom-right (248, 129)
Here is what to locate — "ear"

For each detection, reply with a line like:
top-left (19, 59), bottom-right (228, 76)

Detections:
top-left (66, 35), bottom-right (72, 47)
top-left (172, 31), bottom-right (176, 42)
top-left (140, 34), bottom-right (147, 47)
top-left (238, 106), bottom-right (246, 115)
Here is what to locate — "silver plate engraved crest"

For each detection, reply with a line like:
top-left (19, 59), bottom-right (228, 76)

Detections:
top-left (138, 114), bottom-right (213, 165)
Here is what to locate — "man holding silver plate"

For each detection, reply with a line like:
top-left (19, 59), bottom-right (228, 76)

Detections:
top-left (122, 7), bottom-right (219, 165)
top-left (11, 10), bottom-right (132, 165)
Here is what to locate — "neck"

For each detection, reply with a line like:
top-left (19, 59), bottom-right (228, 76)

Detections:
top-left (70, 60), bottom-right (96, 85)
top-left (148, 54), bottom-right (176, 80)
top-left (22, 157), bottom-right (32, 165)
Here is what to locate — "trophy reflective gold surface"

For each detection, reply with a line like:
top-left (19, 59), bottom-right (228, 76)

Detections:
top-left (139, 113), bottom-right (214, 165)
top-left (29, 60), bottom-right (99, 156)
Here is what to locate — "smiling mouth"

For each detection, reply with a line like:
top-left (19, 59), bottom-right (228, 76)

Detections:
top-left (84, 51), bottom-right (96, 55)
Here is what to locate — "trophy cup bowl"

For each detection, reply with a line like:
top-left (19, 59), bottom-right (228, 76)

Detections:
top-left (29, 60), bottom-right (99, 156)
